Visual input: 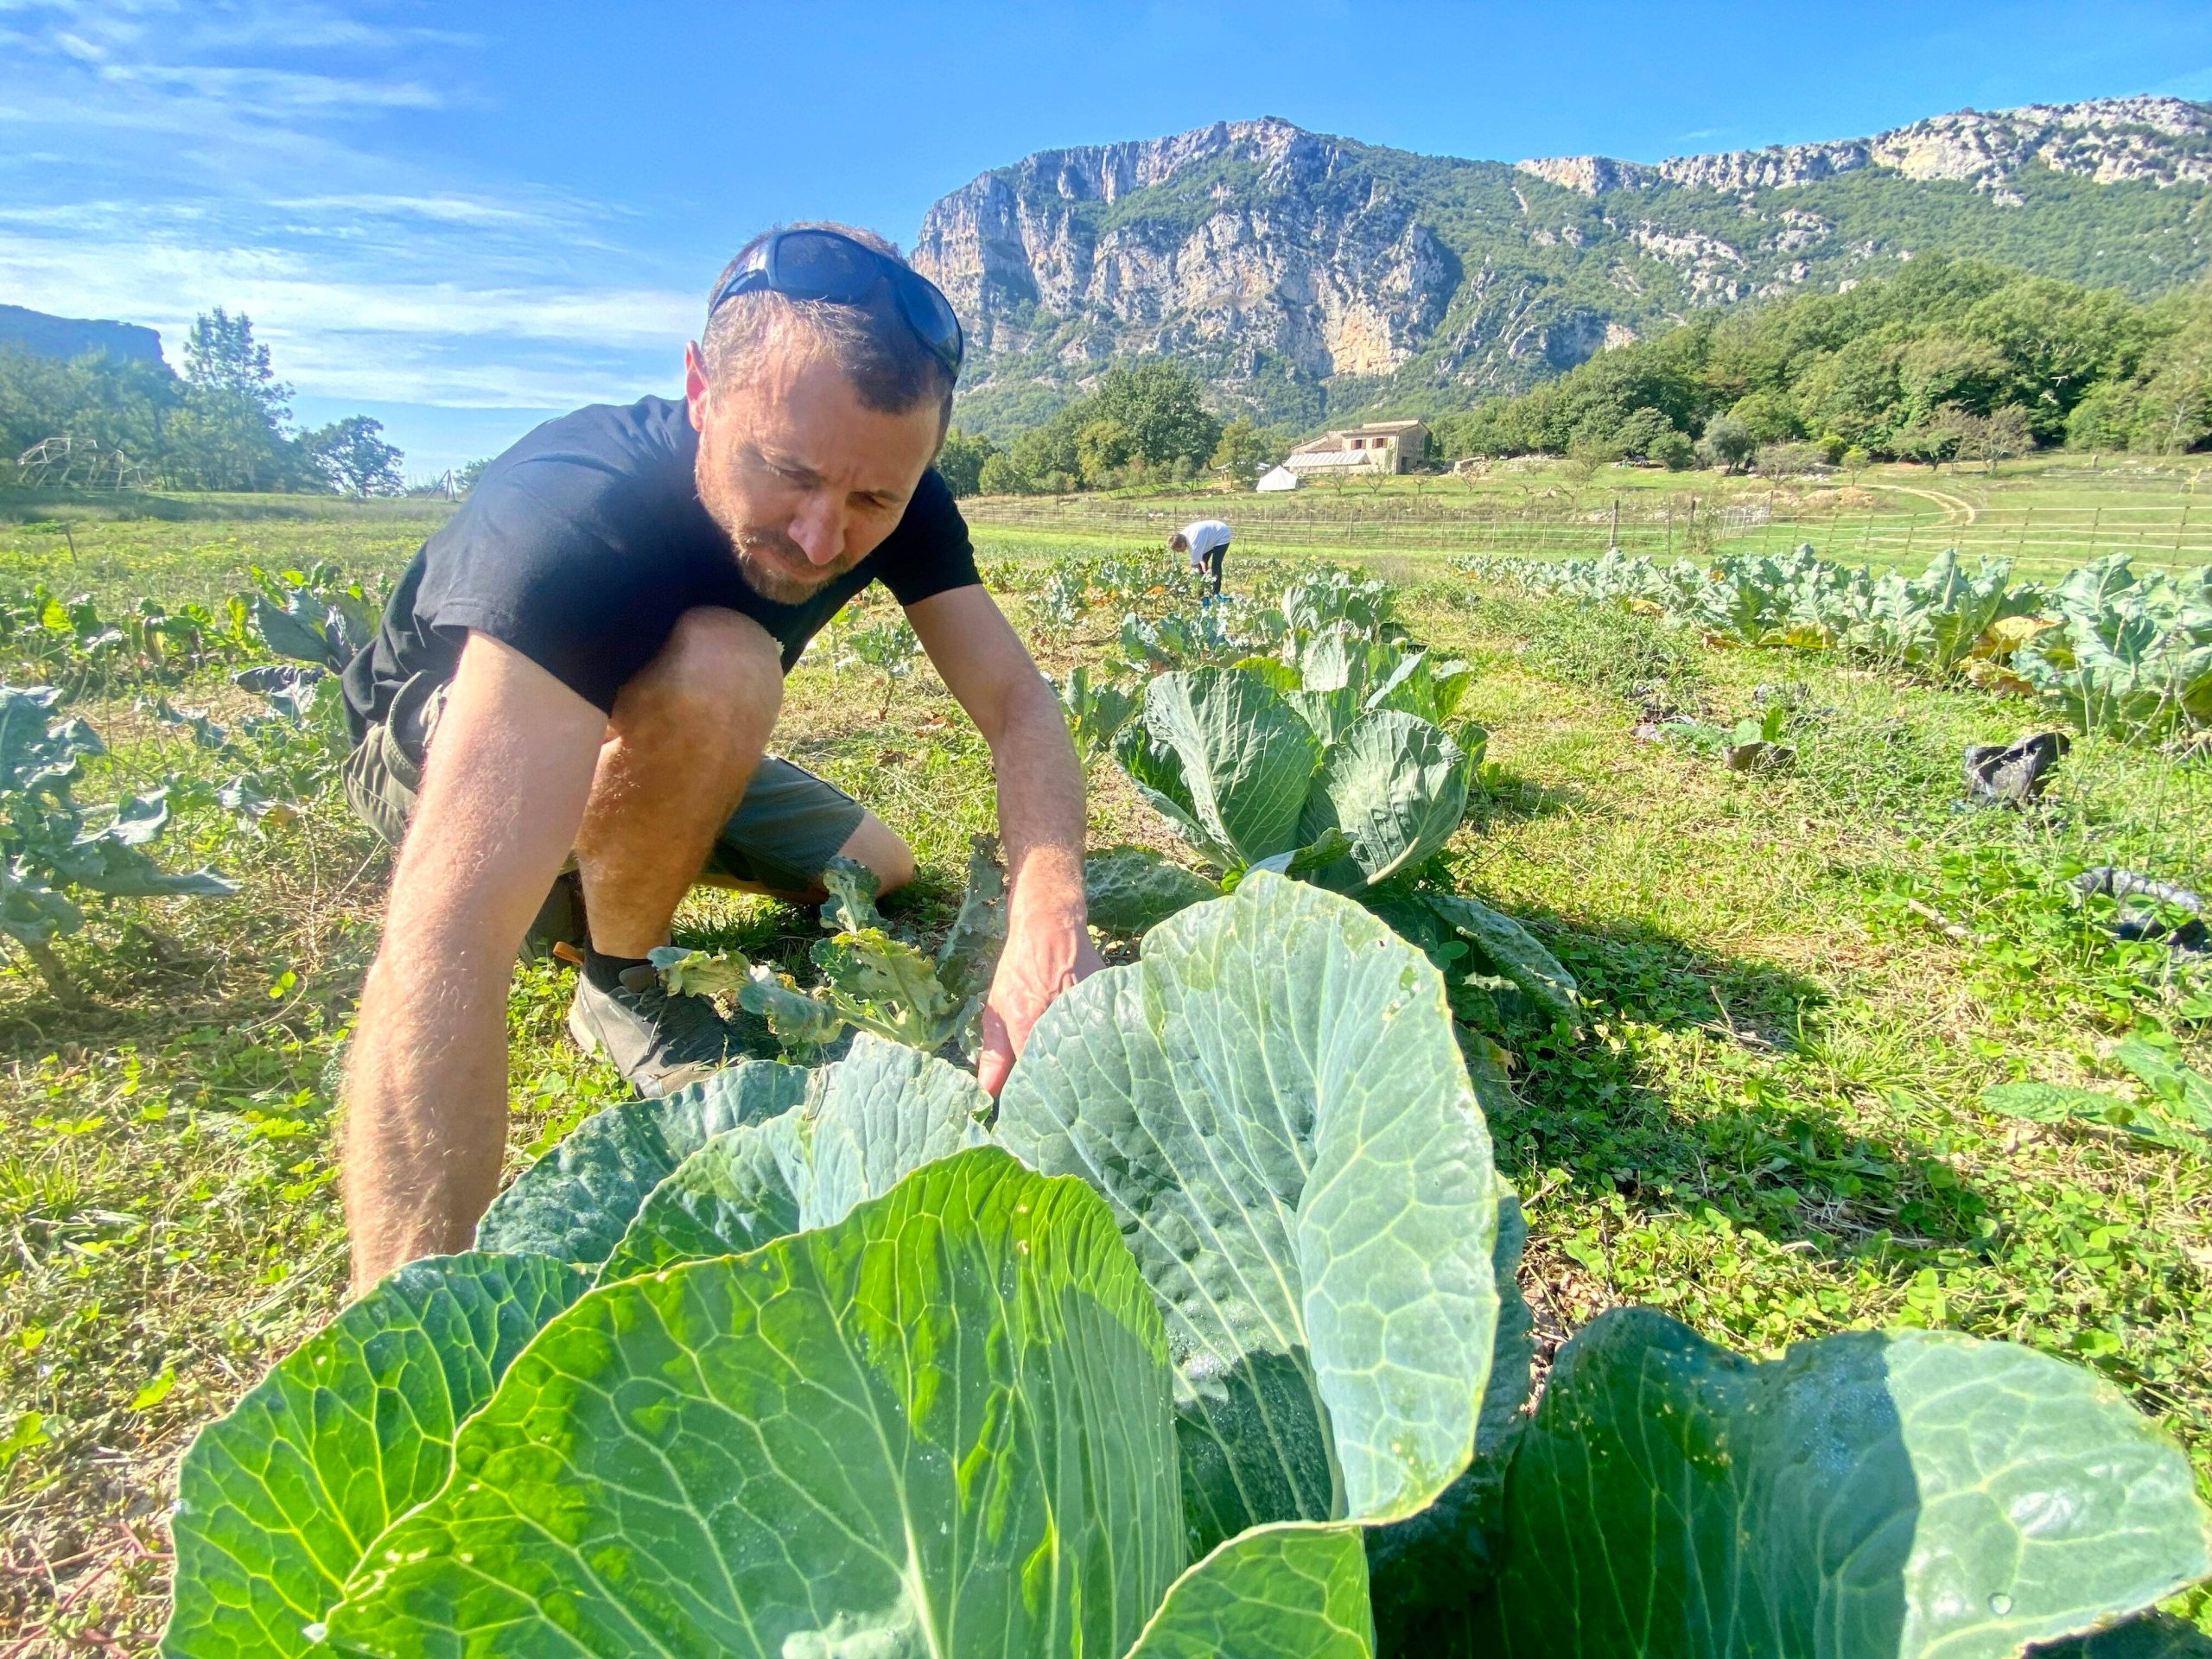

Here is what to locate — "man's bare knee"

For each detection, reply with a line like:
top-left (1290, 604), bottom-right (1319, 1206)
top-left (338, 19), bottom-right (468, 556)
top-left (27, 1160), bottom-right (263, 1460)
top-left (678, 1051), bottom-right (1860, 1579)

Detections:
top-left (619, 606), bottom-right (782, 734)
top-left (839, 813), bottom-right (915, 894)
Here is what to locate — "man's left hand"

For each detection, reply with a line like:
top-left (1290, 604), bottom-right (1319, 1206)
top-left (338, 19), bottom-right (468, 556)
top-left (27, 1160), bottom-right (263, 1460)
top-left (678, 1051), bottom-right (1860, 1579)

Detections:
top-left (977, 912), bottom-right (1105, 1096)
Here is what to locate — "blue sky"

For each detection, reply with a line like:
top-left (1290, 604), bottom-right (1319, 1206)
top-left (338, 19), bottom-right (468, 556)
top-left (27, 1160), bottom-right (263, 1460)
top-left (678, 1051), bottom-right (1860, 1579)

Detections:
top-left (3, 0), bottom-right (2209, 478)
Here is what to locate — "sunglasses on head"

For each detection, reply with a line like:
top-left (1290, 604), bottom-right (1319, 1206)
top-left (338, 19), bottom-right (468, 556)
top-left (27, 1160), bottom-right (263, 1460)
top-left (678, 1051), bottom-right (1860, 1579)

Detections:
top-left (708, 228), bottom-right (964, 384)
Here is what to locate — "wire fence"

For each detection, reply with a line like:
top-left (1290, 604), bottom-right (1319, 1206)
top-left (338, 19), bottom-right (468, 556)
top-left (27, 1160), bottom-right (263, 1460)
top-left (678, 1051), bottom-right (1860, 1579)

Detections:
top-left (965, 492), bottom-right (2212, 569)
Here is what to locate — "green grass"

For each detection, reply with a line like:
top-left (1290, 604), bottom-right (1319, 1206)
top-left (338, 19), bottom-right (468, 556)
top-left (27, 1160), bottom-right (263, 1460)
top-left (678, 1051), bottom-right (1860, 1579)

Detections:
top-left (2, 500), bottom-right (2210, 1646)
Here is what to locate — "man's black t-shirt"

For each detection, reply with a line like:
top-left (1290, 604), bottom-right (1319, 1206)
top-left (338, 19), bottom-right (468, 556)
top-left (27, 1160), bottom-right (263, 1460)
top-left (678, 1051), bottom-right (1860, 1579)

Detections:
top-left (340, 396), bottom-right (980, 740)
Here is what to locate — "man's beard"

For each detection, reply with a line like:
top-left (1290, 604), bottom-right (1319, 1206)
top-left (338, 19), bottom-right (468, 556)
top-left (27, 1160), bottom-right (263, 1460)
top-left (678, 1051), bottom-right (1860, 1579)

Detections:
top-left (730, 527), bottom-right (860, 604)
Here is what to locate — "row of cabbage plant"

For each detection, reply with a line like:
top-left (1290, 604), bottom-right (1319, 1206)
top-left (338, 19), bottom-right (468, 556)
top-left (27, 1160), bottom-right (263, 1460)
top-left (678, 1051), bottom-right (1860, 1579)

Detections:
top-left (1480, 545), bottom-right (2212, 742)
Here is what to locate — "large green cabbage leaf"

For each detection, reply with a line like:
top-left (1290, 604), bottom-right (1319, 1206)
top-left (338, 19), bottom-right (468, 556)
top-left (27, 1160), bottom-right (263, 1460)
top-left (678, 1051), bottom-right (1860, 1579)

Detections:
top-left (1363, 1188), bottom-right (1535, 1643)
top-left (1084, 844), bottom-right (1224, 935)
top-left (1135, 667), bottom-right (1321, 868)
top-left (324, 1148), bottom-right (1188, 1658)
top-left (162, 1252), bottom-right (588, 1658)
top-left (472, 1056), bottom-right (806, 1266)
top-left (597, 1033), bottom-right (988, 1281)
top-left (1443, 1307), bottom-right (2212, 1658)
top-left (1299, 709), bottom-right (1470, 890)
top-left (998, 873), bottom-right (1503, 1556)
top-left (1125, 1522), bottom-right (1374, 1658)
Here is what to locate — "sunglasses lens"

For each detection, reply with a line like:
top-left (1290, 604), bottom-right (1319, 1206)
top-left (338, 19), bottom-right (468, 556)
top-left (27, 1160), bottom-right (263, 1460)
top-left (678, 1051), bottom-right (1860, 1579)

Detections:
top-left (771, 231), bottom-right (877, 301)
top-left (895, 275), bottom-right (964, 371)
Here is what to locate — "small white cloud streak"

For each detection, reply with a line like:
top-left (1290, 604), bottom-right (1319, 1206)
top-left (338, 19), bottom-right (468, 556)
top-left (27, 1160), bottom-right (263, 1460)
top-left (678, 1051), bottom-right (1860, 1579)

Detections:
top-left (91, 61), bottom-right (448, 112)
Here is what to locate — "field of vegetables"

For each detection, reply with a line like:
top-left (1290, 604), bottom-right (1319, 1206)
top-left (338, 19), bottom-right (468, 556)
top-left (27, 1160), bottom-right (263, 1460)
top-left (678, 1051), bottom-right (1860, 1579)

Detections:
top-left (3, 488), bottom-right (2212, 1653)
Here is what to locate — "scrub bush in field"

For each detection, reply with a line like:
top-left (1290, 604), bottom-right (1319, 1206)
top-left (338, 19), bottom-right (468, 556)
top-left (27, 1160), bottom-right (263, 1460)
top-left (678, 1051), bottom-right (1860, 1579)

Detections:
top-left (163, 878), bottom-right (2212, 1658)
top-left (0, 684), bottom-right (232, 1000)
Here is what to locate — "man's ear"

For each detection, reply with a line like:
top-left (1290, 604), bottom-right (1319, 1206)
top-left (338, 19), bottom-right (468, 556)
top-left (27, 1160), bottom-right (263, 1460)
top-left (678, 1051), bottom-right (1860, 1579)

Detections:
top-left (683, 341), bottom-right (711, 430)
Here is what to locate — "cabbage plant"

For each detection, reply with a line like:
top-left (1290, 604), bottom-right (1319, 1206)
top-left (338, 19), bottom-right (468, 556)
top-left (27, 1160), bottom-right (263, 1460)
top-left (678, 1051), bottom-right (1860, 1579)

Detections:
top-left (2015, 555), bottom-right (2212, 740)
top-left (1105, 659), bottom-right (1564, 1036)
top-left (164, 877), bottom-right (2212, 1658)
top-left (1113, 664), bottom-right (1478, 894)
top-left (0, 684), bottom-right (232, 1000)
top-left (652, 842), bottom-right (1006, 1061)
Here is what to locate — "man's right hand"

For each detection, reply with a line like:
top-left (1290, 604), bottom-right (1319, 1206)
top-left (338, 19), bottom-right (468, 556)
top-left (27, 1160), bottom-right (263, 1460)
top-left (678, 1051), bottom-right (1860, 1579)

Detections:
top-left (340, 632), bottom-right (604, 1297)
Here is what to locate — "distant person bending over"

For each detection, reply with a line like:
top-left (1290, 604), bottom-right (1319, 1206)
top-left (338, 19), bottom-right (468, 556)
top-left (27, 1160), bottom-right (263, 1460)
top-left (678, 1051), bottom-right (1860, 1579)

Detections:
top-left (1168, 518), bottom-right (1231, 599)
top-left (336, 224), bottom-right (1102, 1295)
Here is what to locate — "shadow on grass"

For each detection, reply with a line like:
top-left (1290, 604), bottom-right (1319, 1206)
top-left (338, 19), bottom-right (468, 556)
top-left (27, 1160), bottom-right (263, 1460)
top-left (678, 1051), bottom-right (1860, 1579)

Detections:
top-left (1491, 906), bottom-right (1988, 1262)
top-left (1467, 768), bottom-right (1605, 828)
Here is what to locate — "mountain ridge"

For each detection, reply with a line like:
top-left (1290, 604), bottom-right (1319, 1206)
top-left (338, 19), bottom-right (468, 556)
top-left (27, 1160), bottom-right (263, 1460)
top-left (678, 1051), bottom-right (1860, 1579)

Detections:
top-left (0, 303), bottom-right (165, 367)
top-left (911, 98), bottom-right (2212, 435)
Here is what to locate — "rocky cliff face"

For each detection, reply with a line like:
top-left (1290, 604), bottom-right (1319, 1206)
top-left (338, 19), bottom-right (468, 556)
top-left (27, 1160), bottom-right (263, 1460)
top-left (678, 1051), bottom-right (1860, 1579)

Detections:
top-left (1518, 97), bottom-right (2212, 195)
top-left (913, 118), bottom-right (1456, 383)
top-left (914, 99), bottom-right (2212, 434)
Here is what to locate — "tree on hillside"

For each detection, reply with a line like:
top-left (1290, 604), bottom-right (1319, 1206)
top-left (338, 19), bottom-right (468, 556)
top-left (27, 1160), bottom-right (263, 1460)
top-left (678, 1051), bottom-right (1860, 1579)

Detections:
top-left (934, 427), bottom-right (997, 497)
top-left (976, 450), bottom-right (1026, 496)
top-left (1610, 406), bottom-right (1679, 462)
top-left (1948, 404), bottom-right (2034, 474)
top-left (182, 308), bottom-right (288, 416)
top-left (1650, 428), bottom-right (1696, 470)
top-left (1728, 388), bottom-right (1802, 443)
top-left (1074, 418), bottom-right (1135, 487)
top-left (303, 416), bottom-right (404, 496)
top-left (1696, 413), bottom-right (1757, 474)
top-left (165, 309), bottom-right (311, 491)
top-left (1091, 361), bottom-right (1221, 469)
top-left (1891, 414), bottom-right (1965, 470)
top-left (1208, 417), bottom-right (1269, 483)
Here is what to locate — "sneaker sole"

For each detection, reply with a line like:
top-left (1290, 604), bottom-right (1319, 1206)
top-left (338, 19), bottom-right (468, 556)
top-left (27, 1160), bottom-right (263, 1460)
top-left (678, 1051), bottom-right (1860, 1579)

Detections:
top-left (567, 997), bottom-right (603, 1059)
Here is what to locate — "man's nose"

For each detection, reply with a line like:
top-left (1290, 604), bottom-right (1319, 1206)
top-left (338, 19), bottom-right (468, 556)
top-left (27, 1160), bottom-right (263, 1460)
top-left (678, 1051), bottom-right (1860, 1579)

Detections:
top-left (790, 495), bottom-right (844, 566)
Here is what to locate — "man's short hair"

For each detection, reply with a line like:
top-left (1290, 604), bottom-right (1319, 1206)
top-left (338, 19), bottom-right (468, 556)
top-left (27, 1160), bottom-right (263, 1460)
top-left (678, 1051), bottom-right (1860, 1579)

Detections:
top-left (1166, 532), bottom-right (1190, 551)
top-left (702, 222), bottom-right (955, 429)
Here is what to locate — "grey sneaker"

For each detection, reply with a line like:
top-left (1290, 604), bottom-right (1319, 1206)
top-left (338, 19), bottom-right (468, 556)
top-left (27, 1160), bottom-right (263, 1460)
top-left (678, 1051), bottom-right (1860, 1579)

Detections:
top-left (567, 963), bottom-right (744, 1096)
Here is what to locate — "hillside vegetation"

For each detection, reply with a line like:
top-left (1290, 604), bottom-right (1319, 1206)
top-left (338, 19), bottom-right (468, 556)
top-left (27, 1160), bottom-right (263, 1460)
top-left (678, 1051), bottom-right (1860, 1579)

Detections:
top-left (1428, 255), bottom-right (2212, 467)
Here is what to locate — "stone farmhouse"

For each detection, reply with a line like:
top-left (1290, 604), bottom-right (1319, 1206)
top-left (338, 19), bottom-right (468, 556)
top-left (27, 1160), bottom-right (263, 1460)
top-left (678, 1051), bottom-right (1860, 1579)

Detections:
top-left (1282, 419), bottom-right (1428, 477)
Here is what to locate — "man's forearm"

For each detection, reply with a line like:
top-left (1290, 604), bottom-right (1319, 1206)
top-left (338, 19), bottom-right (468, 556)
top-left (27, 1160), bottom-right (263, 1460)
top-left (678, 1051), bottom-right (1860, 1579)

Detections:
top-left (340, 632), bottom-right (604, 1296)
top-left (342, 935), bottom-right (513, 1294)
top-left (989, 673), bottom-right (1090, 932)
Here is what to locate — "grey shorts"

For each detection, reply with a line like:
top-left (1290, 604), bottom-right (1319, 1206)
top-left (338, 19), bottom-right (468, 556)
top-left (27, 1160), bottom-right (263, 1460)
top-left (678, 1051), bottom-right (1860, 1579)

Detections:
top-left (341, 670), bottom-right (867, 894)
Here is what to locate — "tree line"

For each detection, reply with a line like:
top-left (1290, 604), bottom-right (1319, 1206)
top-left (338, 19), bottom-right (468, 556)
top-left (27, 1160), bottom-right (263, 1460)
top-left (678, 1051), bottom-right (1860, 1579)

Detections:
top-left (1429, 256), bottom-right (2212, 471)
top-left (0, 308), bottom-right (405, 495)
top-left (932, 360), bottom-right (1298, 497)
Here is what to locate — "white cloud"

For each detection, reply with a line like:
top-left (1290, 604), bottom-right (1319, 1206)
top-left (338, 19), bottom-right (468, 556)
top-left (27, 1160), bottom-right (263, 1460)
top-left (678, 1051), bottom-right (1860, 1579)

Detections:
top-left (91, 61), bottom-right (449, 112)
top-left (0, 0), bottom-right (694, 410)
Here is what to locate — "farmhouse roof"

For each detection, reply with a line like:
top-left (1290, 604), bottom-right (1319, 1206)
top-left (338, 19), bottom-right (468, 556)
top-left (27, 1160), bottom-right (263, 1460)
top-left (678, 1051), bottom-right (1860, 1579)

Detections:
top-left (1291, 418), bottom-right (1427, 454)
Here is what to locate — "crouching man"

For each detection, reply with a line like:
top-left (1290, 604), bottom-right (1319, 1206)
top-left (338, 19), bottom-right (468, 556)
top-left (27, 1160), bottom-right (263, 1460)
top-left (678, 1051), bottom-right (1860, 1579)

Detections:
top-left (336, 224), bottom-right (1100, 1294)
